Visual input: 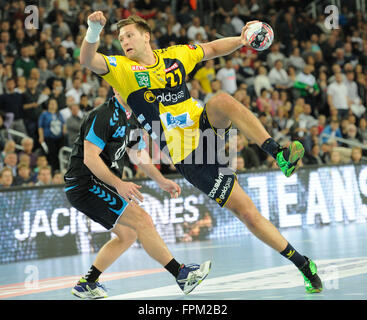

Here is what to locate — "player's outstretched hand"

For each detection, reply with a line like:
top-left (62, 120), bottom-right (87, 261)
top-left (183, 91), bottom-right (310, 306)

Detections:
top-left (116, 181), bottom-right (144, 204)
top-left (87, 11), bottom-right (107, 27)
top-left (240, 20), bottom-right (260, 47)
top-left (158, 178), bottom-right (181, 199)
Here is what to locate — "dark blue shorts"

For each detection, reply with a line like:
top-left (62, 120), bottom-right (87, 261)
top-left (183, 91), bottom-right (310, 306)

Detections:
top-left (175, 107), bottom-right (236, 207)
top-left (65, 175), bottom-right (129, 230)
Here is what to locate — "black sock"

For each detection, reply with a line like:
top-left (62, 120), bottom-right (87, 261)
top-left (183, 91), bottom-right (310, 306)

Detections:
top-left (84, 265), bottom-right (102, 283)
top-left (165, 258), bottom-right (182, 278)
top-left (261, 138), bottom-right (282, 160)
top-left (280, 243), bottom-right (307, 269)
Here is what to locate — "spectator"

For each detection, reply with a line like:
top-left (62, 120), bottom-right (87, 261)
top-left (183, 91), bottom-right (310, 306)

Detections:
top-left (35, 165), bottom-right (52, 186)
top-left (350, 147), bottom-right (364, 164)
top-left (268, 59), bottom-right (291, 91)
top-left (14, 163), bottom-right (34, 186)
top-left (266, 42), bottom-right (286, 69)
top-left (269, 90), bottom-right (283, 117)
top-left (358, 117), bottom-right (367, 144)
top-left (193, 60), bottom-right (215, 94)
top-left (231, 7), bottom-right (245, 35)
top-left (321, 119), bottom-right (343, 144)
top-left (79, 94), bottom-right (93, 114)
top-left (303, 125), bottom-right (320, 154)
top-left (52, 170), bottom-right (64, 184)
top-left (0, 78), bottom-right (27, 134)
top-left (254, 66), bottom-right (273, 97)
top-left (0, 139), bottom-right (16, 163)
top-left (328, 149), bottom-right (342, 165)
top-left (22, 78), bottom-right (43, 140)
top-left (18, 137), bottom-right (38, 170)
top-left (229, 133), bottom-right (260, 170)
top-left (327, 72), bottom-right (351, 119)
top-left (66, 103), bottom-right (83, 146)
top-left (66, 77), bottom-right (85, 104)
top-left (203, 79), bottom-right (221, 104)
top-left (294, 65), bottom-right (320, 104)
top-left (187, 16), bottom-right (207, 41)
top-left (256, 88), bottom-right (271, 114)
top-left (221, 15), bottom-right (236, 37)
top-left (14, 45), bottom-right (36, 78)
top-left (51, 12), bottom-right (71, 40)
top-left (0, 111), bottom-right (7, 150)
top-left (216, 59), bottom-right (237, 95)
top-left (3, 152), bottom-right (18, 176)
top-left (344, 124), bottom-right (361, 146)
top-left (345, 71), bottom-right (366, 118)
top-left (38, 58), bottom-right (53, 85)
top-left (38, 98), bottom-right (66, 171)
top-left (287, 47), bottom-right (306, 73)
top-left (0, 167), bottom-right (14, 188)
top-left (304, 144), bottom-right (324, 166)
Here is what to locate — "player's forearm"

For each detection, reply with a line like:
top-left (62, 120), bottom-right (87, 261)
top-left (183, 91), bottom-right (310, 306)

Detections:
top-left (84, 154), bottom-right (121, 188)
top-left (205, 37), bottom-right (243, 59)
top-left (80, 39), bottom-right (100, 66)
top-left (128, 149), bottom-right (165, 184)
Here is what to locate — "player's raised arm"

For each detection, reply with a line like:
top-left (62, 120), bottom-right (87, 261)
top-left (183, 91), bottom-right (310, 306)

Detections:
top-left (199, 20), bottom-right (259, 61)
top-left (80, 11), bottom-right (109, 75)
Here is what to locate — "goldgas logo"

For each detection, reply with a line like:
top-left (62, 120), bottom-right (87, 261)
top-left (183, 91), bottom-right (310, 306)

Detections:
top-left (144, 90), bottom-right (156, 103)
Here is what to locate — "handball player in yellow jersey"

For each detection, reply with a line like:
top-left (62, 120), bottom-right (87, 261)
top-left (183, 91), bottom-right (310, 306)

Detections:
top-left (79, 11), bottom-right (322, 294)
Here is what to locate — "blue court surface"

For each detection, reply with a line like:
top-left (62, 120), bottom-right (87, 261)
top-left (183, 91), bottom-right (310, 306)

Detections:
top-left (0, 223), bottom-right (366, 301)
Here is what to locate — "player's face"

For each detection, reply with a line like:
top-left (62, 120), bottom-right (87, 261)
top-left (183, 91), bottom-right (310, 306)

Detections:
top-left (119, 24), bottom-right (149, 61)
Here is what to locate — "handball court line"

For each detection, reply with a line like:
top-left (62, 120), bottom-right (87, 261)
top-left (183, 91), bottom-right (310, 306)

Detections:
top-left (0, 268), bottom-right (165, 299)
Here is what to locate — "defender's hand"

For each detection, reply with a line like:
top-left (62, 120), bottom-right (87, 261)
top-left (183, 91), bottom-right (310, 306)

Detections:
top-left (115, 181), bottom-right (144, 204)
top-left (158, 178), bottom-right (181, 198)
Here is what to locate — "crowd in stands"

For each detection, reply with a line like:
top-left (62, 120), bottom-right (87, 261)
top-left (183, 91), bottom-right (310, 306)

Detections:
top-left (1, 0), bottom-right (367, 188)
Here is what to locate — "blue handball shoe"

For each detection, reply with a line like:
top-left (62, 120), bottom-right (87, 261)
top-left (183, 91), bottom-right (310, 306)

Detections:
top-left (176, 260), bottom-right (211, 294)
top-left (71, 278), bottom-right (108, 299)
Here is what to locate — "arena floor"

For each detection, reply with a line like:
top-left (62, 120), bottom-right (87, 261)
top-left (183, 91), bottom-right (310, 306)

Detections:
top-left (0, 223), bottom-right (366, 301)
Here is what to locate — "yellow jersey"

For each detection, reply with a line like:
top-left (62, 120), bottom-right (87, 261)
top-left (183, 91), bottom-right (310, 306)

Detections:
top-left (100, 44), bottom-right (205, 164)
top-left (194, 66), bottom-right (215, 93)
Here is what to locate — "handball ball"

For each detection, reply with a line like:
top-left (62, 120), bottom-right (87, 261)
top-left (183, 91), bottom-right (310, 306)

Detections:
top-left (245, 22), bottom-right (274, 51)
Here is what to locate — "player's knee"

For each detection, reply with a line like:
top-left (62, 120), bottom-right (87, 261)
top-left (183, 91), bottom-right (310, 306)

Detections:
top-left (207, 91), bottom-right (239, 115)
top-left (134, 209), bottom-right (155, 231)
top-left (208, 91), bottom-right (231, 107)
top-left (232, 203), bottom-right (262, 228)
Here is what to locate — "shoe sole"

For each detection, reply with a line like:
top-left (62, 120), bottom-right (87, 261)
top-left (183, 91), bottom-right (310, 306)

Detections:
top-left (71, 288), bottom-right (108, 299)
top-left (287, 141), bottom-right (305, 176)
top-left (184, 260), bottom-right (212, 295)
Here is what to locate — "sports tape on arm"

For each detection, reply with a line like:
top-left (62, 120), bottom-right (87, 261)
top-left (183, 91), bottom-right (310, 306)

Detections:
top-left (85, 19), bottom-right (104, 43)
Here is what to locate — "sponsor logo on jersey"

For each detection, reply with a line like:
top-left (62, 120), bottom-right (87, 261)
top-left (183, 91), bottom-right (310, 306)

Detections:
top-left (135, 72), bottom-right (151, 87)
top-left (131, 65), bottom-right (147, 71)
top-left (137, 114), bottom-right (145, 123)
top-left (156, 90), bottom-right (185, 104)
top-left (208, 173), bottom-right (233, 202)
top-left (160, 112), bottom-right (194, 131)
top-left (164, 62), bottom-right (179, 73)
top-left (144, 90), bottom-right (156, 103)
top-left (186, 44), bottom-right (197, 50)
top-left (112, 126), bottom-right (126, 138)
top-left (107, 56), bottom-right (117, 67)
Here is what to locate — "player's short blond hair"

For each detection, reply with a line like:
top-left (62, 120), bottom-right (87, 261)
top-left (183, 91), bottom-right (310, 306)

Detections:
top-left (117, 15), bottom-right (152, 36)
